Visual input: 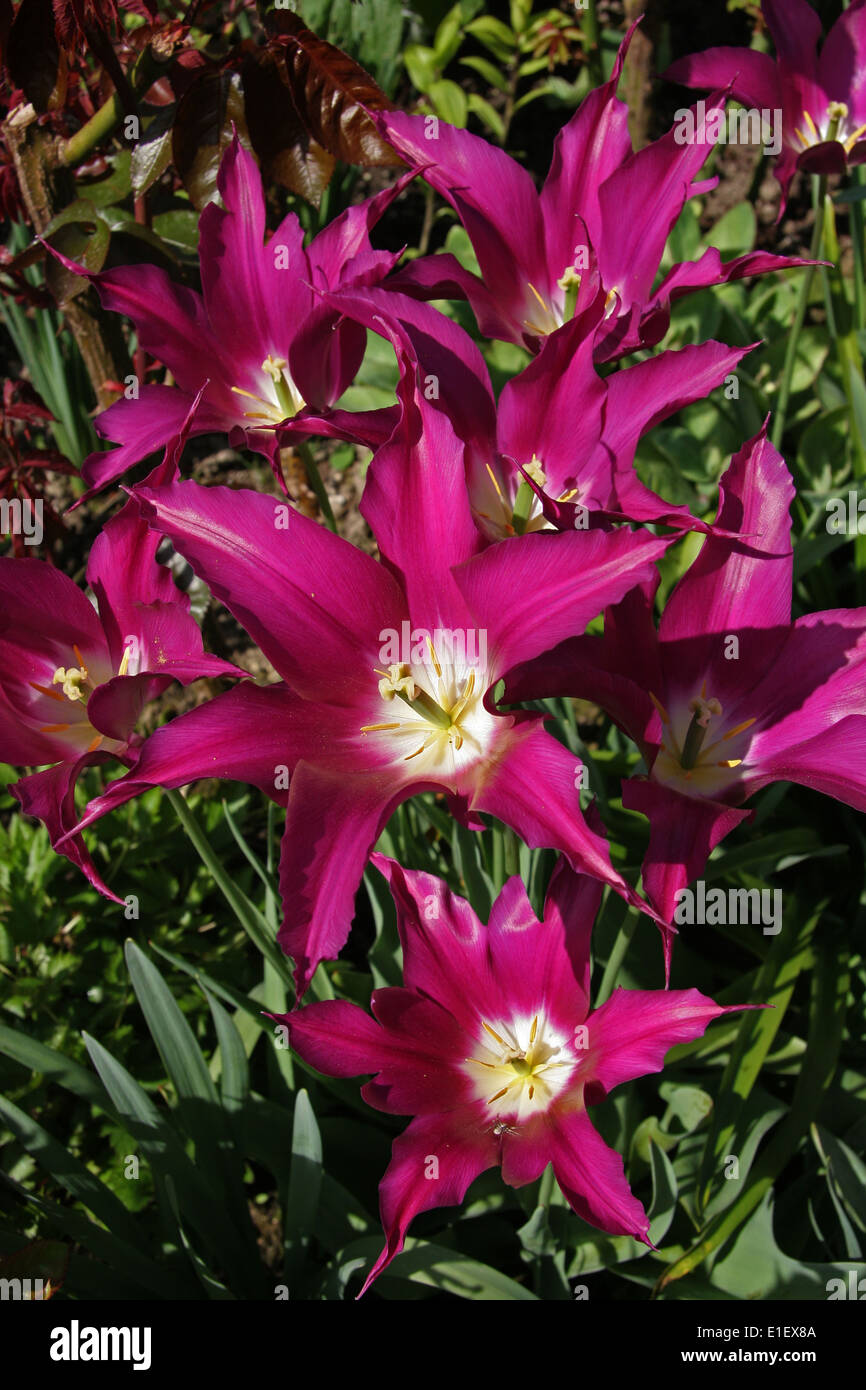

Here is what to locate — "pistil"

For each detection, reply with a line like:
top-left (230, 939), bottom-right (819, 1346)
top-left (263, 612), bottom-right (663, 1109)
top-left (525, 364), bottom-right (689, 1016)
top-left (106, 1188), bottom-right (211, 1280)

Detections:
top-left (680, 694), bottom-right (723, 770)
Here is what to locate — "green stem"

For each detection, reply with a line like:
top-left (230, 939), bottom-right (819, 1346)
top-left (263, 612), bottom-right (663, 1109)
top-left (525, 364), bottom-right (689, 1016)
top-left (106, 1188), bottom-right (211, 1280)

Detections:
top-left (848, 168), bottom-right (866, 332)
top-left (818, 189), bottom-right (866, 587)
top-left (532, 1163), bottom-right (557, 1293)
top-left (596, 898), bottom-right (637, 1005)
top-left (296, 439), bottom-right (337, 534)
top-left (771, 174), bottom-right (826, 451)
top-left (503, 826), bottom-right (520, 879)
top-left (583, 0), bottom-right (604, 89)
top-left (57, 47), bottom-right (171, 168)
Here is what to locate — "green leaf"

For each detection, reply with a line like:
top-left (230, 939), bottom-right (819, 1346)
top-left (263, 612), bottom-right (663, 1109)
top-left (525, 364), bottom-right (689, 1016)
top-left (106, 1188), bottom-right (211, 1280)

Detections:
top-left (284, 1089), bottom-right (323, 1283)
top-left (0, 1018), bottom-right (115, 1115)
top-left (0, 1095), bottom-right (148, 1252)
top-left (812, 1124), bottom-right (866, 1236)
top-left (403, 43), bottom-right (439, 92)
top-left (124, 940), bottom-right (220, 1112)
top-left (710, 1194), bottom-right (859, 1299)
top-left (696, 908), bottom-right (817, 1214)
top-left (1, 1172), bottom-right (191, 1300)
top-left (432, 4), bottom-right (465, 66)
top-left (130, 108), bottom-right (175, 197)
top-left (703, 201), bottom-right (756, 257)
top-left (459, 54), bottom-right (509, 93)
top-left (428, 78), bottom-right (468, 126)
top-left (205, 989), bottom-right (250, 1113)
top-left (151, 210), bottom-right (199, 253)
top-left (342, 1236), bottom-right (539, 1299)
top-left (465, 15), bottom-right (517, 63)
top-left (467, 92), bottom-right (505, 140)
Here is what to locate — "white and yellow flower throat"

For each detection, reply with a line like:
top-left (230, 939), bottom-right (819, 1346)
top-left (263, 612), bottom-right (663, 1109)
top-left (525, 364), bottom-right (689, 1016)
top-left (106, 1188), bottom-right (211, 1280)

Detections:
top-left (29, 639), bottom-right (140, 753)
top-left (793, 100), bottom-right (866, 156)
top-left (464, 1014), bottom-right (577, 1123)
top-left (475, 455), bottom-right (581, 541)
top-left (650, 682), bottom-right (757, 797)
top-left (230, 353), bottom-right (305, 427)
top-left (360, 634), bottom-right (496, 778)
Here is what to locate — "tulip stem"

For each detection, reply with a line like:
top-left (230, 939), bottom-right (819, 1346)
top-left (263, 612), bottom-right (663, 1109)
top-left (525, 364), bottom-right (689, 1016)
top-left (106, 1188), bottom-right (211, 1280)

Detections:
top-left (817, 188), bottom-right (866, 587)
top-left (848, 167), bottom-right (866, 332)
top-left (770, 175), bottom-right (826, 452)
top-left (296, 440), bottom-right (338, 533)
top-left (596, 896), bottom-right (637, 1005)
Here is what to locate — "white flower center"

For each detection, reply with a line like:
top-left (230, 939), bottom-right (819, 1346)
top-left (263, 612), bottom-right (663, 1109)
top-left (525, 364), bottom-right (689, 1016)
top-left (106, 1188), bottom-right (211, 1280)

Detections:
top-left (360, 636), bottom-right (498, 780)
top-left (650, 685), bottom-right (757, 797)
top-left (793, 101), bottom-right (866, 154)
top-left (230, 354), bottom-right (305, 426)
top-left (464, 1014), bottom-right (576, 1122)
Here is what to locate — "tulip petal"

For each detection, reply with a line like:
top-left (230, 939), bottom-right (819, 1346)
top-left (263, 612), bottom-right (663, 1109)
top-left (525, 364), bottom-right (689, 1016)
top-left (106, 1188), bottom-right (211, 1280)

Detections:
top-left (664, 47), bottom-right (781, 111)
top-left (130, 478), bottom-right (408, 702)
top-left (546, 1106), bottom-right (651, 1241)
top-left (12, 754), bottom-right (125, 904)
top-left (359, 1106), bottom-right (498, 1296)
top-left (622, 777), bottom-right (752, 955)
top-left (820, 2), bottom-right (866, 121)
top-left (454, 527), bottom-right (670, 681)
top-left (659, 427), bottom-right (794, 695)
top-left (61, 682), bottom-right (310, 847)
top-left (470, 721), bottom-right (653, 916)
top-left (82, 387), bottom-right (225, 496)
top-left (585, 985), bottom-right (746, 1100)
top-left (540, 22), bottom-right (636, 273)
top-left (278, 763), bottom-right (413, 997)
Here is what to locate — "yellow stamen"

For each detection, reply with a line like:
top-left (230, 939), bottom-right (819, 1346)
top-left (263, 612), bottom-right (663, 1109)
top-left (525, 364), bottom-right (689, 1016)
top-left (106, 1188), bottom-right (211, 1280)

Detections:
top-left (482, 1021), bottom-right (509, 1047)
top-left (449, 671), bottom-right (476, 725)
top-left (360, 722), bottom-right (402, 733)
top-left (723, 717), bottom-right (757, 740)
top-left (29, 681), bottom-right (64, 702)
top-left (483, 461), bottom-right (507, 505)
top-left (527, 282), bottom-right (549, 313)
top-left (230, 385), bottom-right (270, 405)
top-left (649, 691), bottom-right (670, 725)
top-left (529, 1014), bottom-right (538, 1045)
top-left (426, 635), bottom-right (442, 680)
top-left (40, 723), bottom-right (70, 733)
